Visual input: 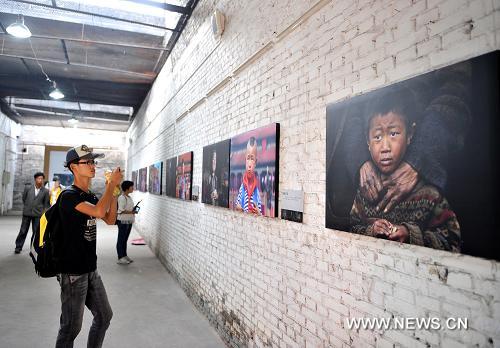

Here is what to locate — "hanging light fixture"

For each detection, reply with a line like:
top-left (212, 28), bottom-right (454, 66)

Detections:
top-left (49, 81), bottom-right (64, 100)
top-left (6, 15), bottom-right (32, 39)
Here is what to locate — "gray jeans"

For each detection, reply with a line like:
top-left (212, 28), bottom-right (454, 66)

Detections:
top-left (55, 271), bottom-right (113, 348)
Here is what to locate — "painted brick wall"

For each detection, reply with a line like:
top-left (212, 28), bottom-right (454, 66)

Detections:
top-left (128, 0), bottom-right (500, 347)
top-left (12, 125), bottom-right (126, 211)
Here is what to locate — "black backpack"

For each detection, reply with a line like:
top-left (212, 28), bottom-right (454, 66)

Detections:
top-left (29, 186), bottom-right (78, 278)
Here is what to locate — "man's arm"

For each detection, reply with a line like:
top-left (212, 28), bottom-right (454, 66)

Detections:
top-left (102, 196), bottom-right (118, 225)
top-left (74, 168), bottom-right (122, 220)
top-left (22, 186), bottom-right (29, 204)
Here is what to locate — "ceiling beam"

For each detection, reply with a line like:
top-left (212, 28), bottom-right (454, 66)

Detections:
top-left (60, 39), bottom-right (70, 64)
top-left (121, 0), bottom-right (189, 15)
top-left (153, 0), bottom-right (198, 73)
top-left (0, 32), bottom-right (170, 51)
top-left (0, 98), bottom-right (22, 123)
top-left (11, 98), bottom-right (132, 115)
top-left (8, 0), bottom-right (178, 32)
top-left (12, 106), bottom-right (130, 123)
top-left (0, 53), bottom-right (155, 79)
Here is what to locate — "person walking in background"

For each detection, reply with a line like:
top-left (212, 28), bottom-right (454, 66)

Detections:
top-left (49, 176), bottom-right (63, 206)
top-left (116, 180), bottom-right (137, 265)
top-left (14, 172), bottom-right (49, 254)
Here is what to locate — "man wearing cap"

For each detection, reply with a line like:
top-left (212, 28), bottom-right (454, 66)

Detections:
top-left (55, 145), bottom-right (122, 348)
top-left (14, 171), bottom-right (50, 254)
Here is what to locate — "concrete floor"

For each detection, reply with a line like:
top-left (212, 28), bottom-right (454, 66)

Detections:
top-left (0, 216), bottom-right (225, 348)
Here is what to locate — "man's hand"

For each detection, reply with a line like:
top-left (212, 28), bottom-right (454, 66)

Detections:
top-left (371, 219), bottom-right (392, 237)
top-left (377, 162), bottom-right (418, 213)
top-left (388, 224), bottom-right (409, 243)
top-left (108, 167), bottom-right (123, 187)
top-left (359, 161), bottom-right (383, 203)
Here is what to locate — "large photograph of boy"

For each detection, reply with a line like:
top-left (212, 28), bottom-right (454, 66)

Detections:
top-left (176, 152), bottom-right (193, 200)
top-left (326, 51), bottom-right (500, 260)
top-left (138, 167), bottom-right (147, 192)
top-left (148, 161), bottom-right (162, 195)
top-left (229, 123), bottom-right (279, 217)
top-left (165, 157), bottom-right (177, 197)
top-left (202, 140), bottom-right (230, 207)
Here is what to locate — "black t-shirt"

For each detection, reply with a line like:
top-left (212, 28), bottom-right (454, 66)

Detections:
top-left (59, 185), bottom-right (99, 274)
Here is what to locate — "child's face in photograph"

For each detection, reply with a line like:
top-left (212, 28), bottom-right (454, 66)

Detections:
top-left (245, 144), bottom-right (257, 173)
top-left (368, 111), bottom-right (411, 175)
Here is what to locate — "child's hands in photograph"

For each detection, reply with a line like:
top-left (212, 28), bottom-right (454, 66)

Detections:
top-left (371, 219), bottom-right (392, 237)
top-left (387, 225), bottom-right (409, 243)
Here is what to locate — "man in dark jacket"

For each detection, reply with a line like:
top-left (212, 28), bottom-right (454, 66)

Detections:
top-left (14, 172), bottom-right (50, 254)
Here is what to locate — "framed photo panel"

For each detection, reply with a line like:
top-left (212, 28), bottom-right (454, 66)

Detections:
top-left (229, 123), bottom-right (279, 217)
top-left (176, 152), bottom-right (193, 200)
top-left (131, 170), bottom-right (137, 189)
top-left (138, 167), bottom-right (148, 192)
top-left (148, 161), bottom-right (162, 195)
top-left (326, 51), bottom-right (500, 261)
top-left (202, 139), bottom-right (230, 207)
top-left (165, 157), bottom-right (177, 197)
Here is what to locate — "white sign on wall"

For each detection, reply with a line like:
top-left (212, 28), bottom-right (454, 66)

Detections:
top-left (280, 189), bottom-right (303, 223)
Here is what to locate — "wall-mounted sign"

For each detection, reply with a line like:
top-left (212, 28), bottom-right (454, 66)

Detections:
top-left (281, 189), bottom-right (303, 223)
top-left (192, 185), bottom-right (200, 201)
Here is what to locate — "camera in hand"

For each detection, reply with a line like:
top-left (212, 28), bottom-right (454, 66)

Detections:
top-left (133, 200), bottom-right (141, 213)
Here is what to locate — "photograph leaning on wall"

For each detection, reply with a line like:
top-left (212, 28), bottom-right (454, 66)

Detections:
top-left (229, 123), bottom-right (280, 217)
top-left (202, 139), bottom-right (230, 208)
top-left (325, 51), bottom-right (500, 261)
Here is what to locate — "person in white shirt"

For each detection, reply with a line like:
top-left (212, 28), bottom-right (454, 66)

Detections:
top-left (116, 180), bottom-right (137, 264)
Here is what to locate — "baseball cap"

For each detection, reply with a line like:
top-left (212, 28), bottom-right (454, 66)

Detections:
top-left (64, 145), bottom-right (105, 167)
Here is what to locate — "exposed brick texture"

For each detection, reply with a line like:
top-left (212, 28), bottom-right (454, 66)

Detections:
top-left (128, 0), bottom-right (500, 347)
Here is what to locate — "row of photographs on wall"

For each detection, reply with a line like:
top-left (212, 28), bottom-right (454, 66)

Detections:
top-left (326, 51), bottom-right (500, 261)
top-left (130, 123), bottom-right (280, 217)
top-left (131, 152), bottom-right (193, 200)
top-left (129, 51), bottom-right (499, 261)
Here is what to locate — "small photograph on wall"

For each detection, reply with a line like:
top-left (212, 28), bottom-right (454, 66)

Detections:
top-left (138, 167), bottom-right (147, 192)
top-left (165, 157), bottom-right (177, 197)
top-left (148, 161), bottom-right (162, 195)
top-left (202, 139), bottom-right (230, 207)
top-left (54, 173), bottom-right (73, 187)
top-left (131, 170), bottom-right (137, 189)
top-left (229, 123), bottom-right (279, 217)
top-left (176, 152), bottom-right (192, 200)
top-left (325, 51), bottom-right (500, 261)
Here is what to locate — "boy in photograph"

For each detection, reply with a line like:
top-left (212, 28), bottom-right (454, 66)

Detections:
top-left (235, 137), bottom-right (262, 215)
top-left (350, 90), bottom-right (461, 252)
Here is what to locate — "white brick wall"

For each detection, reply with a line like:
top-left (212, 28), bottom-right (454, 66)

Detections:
top-left (129, 0), bottom-right (500, 346)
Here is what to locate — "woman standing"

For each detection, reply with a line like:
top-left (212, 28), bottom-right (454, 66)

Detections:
top-left (116, 180), bottom-right (136, 264)
top-left (49, 176), bottom-right (63, 206)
